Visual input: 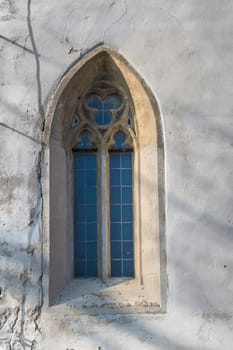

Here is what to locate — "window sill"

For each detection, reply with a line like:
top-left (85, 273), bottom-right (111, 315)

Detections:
top-left (48, 278), bottom-right (161, 316)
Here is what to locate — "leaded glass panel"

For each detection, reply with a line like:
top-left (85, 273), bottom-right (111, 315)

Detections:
top-left (73, 152), bottom-right (98, 277)
top-left (110, 152), bottom-right (134, 277)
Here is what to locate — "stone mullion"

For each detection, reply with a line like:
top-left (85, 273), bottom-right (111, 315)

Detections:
top-left (98, 143), bottom-right (110, 282)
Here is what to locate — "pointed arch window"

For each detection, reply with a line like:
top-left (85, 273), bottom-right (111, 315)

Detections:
top-left (47, 49), bottom-right (165, 313)
top-left (72, 80), bottom-right (135, 281)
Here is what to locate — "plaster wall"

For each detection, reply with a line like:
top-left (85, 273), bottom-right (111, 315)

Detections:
top-left (0, 1), bottom-right (233, 349)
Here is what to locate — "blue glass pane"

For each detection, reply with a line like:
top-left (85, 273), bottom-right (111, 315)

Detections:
top-left (87, 94), bottom-right (122, 110)
top-left (76, 190), bottom-right (85, 204)
top-left (110, 187), bottom-right (121, 204)
top-left (123, 242), bottom-right (133, 258)
top-left (76, 206), bottom-right (85, 221)
top-left (86, 205), bottom-right (97, 222)
top-left (123, 260), bottom-right (134, 277)
top-left (110, 205), bottom-right (121, 222)
top-left (75, 171), bottom-right (86, 187)
top-left (87, 170), bottom-right (96, 186)
top-left (76, 242), bottom-right (85, 259)
top-left (111, 223), bottom-right (121, 240)
top-left (110, 170), bottom-right (120, 185)
top-left (86, 94), bottom-right (103, 109)
top-left (111, 242), bottom-right (121, 259)
top-left (110, 153), bottom-right (121, 168)
top-left (86, 187), bottom-right (97, 204)
top-left (122, 223), bottom-right (133, 240)
top-left (74, 130), bottom-right (95, 149)
top-left (75, 260), bottom-right (85, 276)
top-left (86, 261), bottom-right (97, 277)
top-left (110, 131), bottom-right (133, 150)
top-left (95, 111), bottom-right (112, 125)
top-left (111, 260), bottom-right (122, 277)
top-left (85, 154), bottom-right (96, 168)
top-left (73, 152), bottom-right (98, 277)
top-left (86, 223), bottom-right (97, 240)
top-left (122, 187), bottom-right (132, 204)
top-left (104, 94), bottom-right (122, 109)
top-left (75, 223), bottom-right (85, 241)
top-left (86, 94), bottom-right (122, 126)
top-left (74, 155), bottom-right (85, 169)
top-left (111, 131), bottom-right (126, 150)
top-left (86, 242), bottom-right (97, 259)
top-left (122, 170), bottom-right (132, 185)
top-left (110, 152), bottom-right (134, 277)
top-left (122, 205), bottom-right (133, 222)
top-left (121, 153), bottom-right (132, 168)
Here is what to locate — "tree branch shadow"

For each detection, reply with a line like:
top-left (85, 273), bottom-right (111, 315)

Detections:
top-left (27, 0), bottom-right (44, 124)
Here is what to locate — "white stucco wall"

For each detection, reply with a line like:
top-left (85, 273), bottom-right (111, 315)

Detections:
top-left (0, 1), bottom-right (233, 349)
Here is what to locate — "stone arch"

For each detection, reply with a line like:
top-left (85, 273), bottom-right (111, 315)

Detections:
top-left (42, 45), bottom-right (166, 311)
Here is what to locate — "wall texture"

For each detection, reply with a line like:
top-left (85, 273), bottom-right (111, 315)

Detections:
top-left (0, 0), bottom-right (233, 349)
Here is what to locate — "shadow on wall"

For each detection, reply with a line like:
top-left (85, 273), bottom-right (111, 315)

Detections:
top-left (0, 0), bottom-right (44, 349)
top-left (26, 0), bottom-right (44, 123)
top-left (0, 121), bottom-right (41, 144)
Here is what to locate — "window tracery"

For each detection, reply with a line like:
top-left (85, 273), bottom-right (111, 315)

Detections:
top-left (72, 79), bottom-right (134, 133)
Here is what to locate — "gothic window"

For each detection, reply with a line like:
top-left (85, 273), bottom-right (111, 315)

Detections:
top-left (72, 79), bottom-right (135, 281)
top-left (46, 48), bottom-right (165, 313)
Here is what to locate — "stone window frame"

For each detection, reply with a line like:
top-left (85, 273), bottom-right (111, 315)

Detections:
top-left (42, 46), bottom-right (167, 315)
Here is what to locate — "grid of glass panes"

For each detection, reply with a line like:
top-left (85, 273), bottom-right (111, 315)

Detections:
top-left (86, 93), bottom-right (122, 125)
top-left (110, 152), bottom-right (134, 277)
top-left (73, 153), bottom-right (97, 277)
